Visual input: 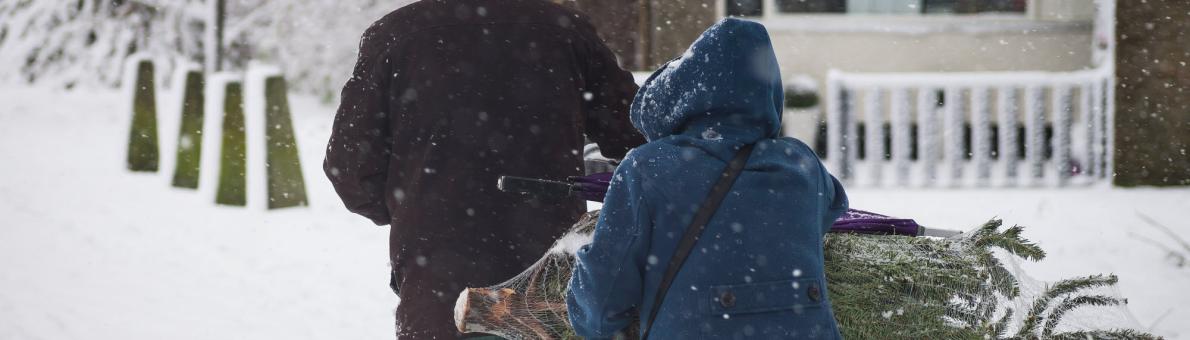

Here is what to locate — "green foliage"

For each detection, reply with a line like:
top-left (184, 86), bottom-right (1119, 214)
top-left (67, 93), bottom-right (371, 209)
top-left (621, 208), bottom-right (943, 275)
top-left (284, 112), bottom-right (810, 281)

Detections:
top-left (263, 76), bottom-right (308, 209)
top-left (1046, 329), bottom-right (1164, 340)
top-left (171, 71), bottom-right (204, 188)
top-left (216, 82), bottom-right (246, 206)
top-left (824, 220), bottom-right (1159, 340)
top-left (127, 60), bottom-right (159, 172)
top-left (784, 88), bottom-right (819, 109)
top-left (468, 215), bottom-right (1162, 340)
top-left (823, 220), bottom-right (1027, 339)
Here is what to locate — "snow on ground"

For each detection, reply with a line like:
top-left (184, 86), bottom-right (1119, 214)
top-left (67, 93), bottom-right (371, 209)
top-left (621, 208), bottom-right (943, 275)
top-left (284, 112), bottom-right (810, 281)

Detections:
top-left (2, 86), bottom-right (1188, 339)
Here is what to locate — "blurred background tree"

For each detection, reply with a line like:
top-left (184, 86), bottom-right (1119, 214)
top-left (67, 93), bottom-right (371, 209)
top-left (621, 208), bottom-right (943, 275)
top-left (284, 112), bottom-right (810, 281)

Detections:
top-left (0, 0), bottom-right (412, 98)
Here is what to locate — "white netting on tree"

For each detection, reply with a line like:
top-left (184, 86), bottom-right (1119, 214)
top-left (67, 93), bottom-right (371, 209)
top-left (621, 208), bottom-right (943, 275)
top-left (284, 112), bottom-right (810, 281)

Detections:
top-left (454, 211), bottom-right (1158, 340)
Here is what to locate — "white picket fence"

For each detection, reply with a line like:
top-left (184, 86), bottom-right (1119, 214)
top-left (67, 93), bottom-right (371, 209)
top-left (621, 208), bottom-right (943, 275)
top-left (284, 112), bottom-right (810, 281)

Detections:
top-left (823, 66), bottom-right (1114, 187)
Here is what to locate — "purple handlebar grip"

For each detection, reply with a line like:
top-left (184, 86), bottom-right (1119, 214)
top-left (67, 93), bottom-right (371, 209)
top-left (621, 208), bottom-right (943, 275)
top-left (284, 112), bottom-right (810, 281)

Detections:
top-left (570, 172), bottom-right (613, 202)
top-left (571, 173), bottom-right (923, 236)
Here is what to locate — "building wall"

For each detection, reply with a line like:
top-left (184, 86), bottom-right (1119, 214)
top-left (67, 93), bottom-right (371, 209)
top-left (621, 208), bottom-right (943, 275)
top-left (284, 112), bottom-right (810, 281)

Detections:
top-left (556, 0), bottom-right (644, 70)
top-left (763, 18), bottom-right (1094, 82)
top-left (645, 0), bottom-right (718, 68)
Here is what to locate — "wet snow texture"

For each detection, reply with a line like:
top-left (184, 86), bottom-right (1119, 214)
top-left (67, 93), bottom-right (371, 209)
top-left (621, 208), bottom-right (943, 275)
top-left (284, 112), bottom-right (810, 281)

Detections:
top-left (1, 87), bottom-right (1189, 339)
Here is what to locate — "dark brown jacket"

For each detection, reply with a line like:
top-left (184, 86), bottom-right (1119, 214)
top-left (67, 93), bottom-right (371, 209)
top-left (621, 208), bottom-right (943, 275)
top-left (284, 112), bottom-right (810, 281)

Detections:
top-left (323, 0), bottom-right (644, 338)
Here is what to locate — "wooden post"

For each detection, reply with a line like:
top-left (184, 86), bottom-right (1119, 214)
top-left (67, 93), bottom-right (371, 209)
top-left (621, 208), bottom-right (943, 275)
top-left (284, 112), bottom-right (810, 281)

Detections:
top-left (1052, 85), bottom-right (1073, 185)
top-left (997, 87), bottom-right (1019, 183)
top-left (1089, 79), bottom-right (1106, 179)
top-left (263, 76), bottom-right (308, 209)
top-left (917, 87), bottom-right (939, 185)
top-left (889, 88), bottom-right (911, 186)
top-left (127, 60), bottom-right (159, 172)
top-left (943, 87), bottom-right (964, 185)
top-left (216, 81), bottom-right (247, 206)
top-left (862, 88), bottom-right (884, 185)
top-left (1024, 86), bottom-right (1045, 183)
top-left (1114, 0), bottom-right (1190, 186)
top-left (171, 70), bottom-right (205, 188)
top-left (971, 87), bottom-right (992, 184)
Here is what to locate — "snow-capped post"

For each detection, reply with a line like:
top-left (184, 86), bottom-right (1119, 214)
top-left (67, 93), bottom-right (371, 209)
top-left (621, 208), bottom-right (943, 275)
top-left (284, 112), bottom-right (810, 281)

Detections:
top-left (862, 87), bottom-right (884, 185)
top-left (997, 87), bottom-right (1019, 184)
top-left (971, 87), bottom-right (992, 185)
top-left (216, 80), bottom-right (247, 206)
top-left (171, 66), bottom-right (206, 189)
top-left (943, 86), bottom-right (963, 186)
top-left (917, 87), bottom-right (939, 186)
top-left (1024, 86), bottom-right (1045, 183)
top-left (261, 74), bottom-right (308, 209)
top-left (126, 56), bottom-right (160, 172)
top-left (1053, 86), bottom-right (1073, 186)
top-left (889, 88), bottom-right (911, 186)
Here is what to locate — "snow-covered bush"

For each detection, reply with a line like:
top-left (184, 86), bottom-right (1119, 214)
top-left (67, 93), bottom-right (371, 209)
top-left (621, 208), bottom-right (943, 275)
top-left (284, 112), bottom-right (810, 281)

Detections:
top-left (0, 0), bottom-right (206, 89)
top-left (0, 0), bottom-right (413, 97)
top-left (784, 74), bottom-right (819, 109)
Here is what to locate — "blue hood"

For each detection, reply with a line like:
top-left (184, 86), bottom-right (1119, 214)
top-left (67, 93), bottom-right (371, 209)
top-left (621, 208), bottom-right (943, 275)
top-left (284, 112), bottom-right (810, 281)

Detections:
top-left (630, 18), bottom-right (784, 143)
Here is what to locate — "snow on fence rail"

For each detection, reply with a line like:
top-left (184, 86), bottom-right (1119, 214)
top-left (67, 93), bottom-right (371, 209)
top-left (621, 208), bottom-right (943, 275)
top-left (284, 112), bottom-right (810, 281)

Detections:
top-left (824, 67), bottom-right (1114, 187)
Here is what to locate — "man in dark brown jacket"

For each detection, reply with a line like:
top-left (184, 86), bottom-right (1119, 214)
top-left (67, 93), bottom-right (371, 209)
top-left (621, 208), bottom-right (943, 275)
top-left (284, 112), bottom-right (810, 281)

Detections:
top-left (323, 0), bottom-right (645, 338)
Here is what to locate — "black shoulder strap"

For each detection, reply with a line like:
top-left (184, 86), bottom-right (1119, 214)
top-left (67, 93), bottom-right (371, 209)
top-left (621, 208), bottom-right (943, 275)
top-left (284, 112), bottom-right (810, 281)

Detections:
top-left (640, 143), bottom-right (755, 340)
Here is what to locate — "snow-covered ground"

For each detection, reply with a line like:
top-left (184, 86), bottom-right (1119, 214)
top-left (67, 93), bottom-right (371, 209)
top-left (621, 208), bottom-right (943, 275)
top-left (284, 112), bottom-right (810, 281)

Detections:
top-left (2, 86), bottom-right (1188, 339)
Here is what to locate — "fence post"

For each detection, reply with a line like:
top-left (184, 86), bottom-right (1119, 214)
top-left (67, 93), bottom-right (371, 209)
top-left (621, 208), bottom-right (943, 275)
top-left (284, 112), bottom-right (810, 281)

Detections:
top-left (943, 87), bottom-right (964, 185)
top-left (1079, 83), bottom-right (1094, 178)
top-left (215, 81), bottom-right (247, 206)
top-left (889, 88), bottom-right (911, 186)
top-left (127, 59), bottom-right (159, 172)
top-left (971, 87), bottom-right (992, 184)
top-left (825, 72), bottom-right (851, 181)
top-left (1053, 86), bottom-right (1074, 185)
top-left (1089, 79), bottom-right (1106, 179)
top-left (1103, 76), bottom-right (1116, 182)
top-left (1024, 86), bottom-right (1045, 183)
top-left (997, 87), bottom-right (1019, 184)
top-left (917, 87), bottom-right (938, 185)
top-left (263, 76), bottom-right (309, 209)
top-left (171, 69), bottom-right (205, 188)
top-left (862, 87), bottom-right (884, 185)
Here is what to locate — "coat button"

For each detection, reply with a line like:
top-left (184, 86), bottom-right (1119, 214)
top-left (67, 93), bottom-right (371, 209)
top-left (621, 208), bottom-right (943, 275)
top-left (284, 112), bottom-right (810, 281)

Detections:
top-left (807, 284), bottom-right (822, 302)
top-left (719, 291), bottom-right (736, 308)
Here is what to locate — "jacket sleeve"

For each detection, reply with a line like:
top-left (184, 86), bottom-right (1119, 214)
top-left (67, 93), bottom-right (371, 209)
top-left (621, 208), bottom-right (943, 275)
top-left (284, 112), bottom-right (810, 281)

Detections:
top-left (575, 27), bottom-right (647, 160)
top-left (818, 162), bottom-right (849, 234)
top-left (567, 160), bottom-right (649, 339)
top-left (324, 26), bottom-right (393, 226)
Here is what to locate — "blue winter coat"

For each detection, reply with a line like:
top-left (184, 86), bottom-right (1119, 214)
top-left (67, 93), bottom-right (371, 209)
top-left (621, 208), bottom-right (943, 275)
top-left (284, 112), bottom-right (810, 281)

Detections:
top-left (566, 18), bottom-right (849, 339)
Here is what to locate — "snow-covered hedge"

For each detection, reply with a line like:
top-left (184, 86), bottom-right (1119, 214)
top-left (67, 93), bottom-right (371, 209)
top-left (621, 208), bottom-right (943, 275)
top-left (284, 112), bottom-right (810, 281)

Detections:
top-left (0, 0), bottom-right (413, 97)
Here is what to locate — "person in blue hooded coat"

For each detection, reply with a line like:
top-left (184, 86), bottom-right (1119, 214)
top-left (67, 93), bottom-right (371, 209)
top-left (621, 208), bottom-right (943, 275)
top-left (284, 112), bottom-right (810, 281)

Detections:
top-left (566, 18), bottom-right (849, 339)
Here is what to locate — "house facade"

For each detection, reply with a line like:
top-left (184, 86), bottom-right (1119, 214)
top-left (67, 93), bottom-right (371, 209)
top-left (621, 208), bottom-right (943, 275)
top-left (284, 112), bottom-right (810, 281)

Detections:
top-left (560, 0), bottom-right (1187, 187)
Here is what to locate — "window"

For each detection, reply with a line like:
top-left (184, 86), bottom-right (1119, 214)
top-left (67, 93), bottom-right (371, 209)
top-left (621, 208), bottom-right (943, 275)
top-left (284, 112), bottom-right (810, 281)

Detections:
top-left (726, 0), bottom-right (764, 17)
top-left (777, 0), bottom-right (846, 13)
top-left (724, 0), bottom-right (1026, 16)
top-left (922, 0), bottom-right (1026, 14)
